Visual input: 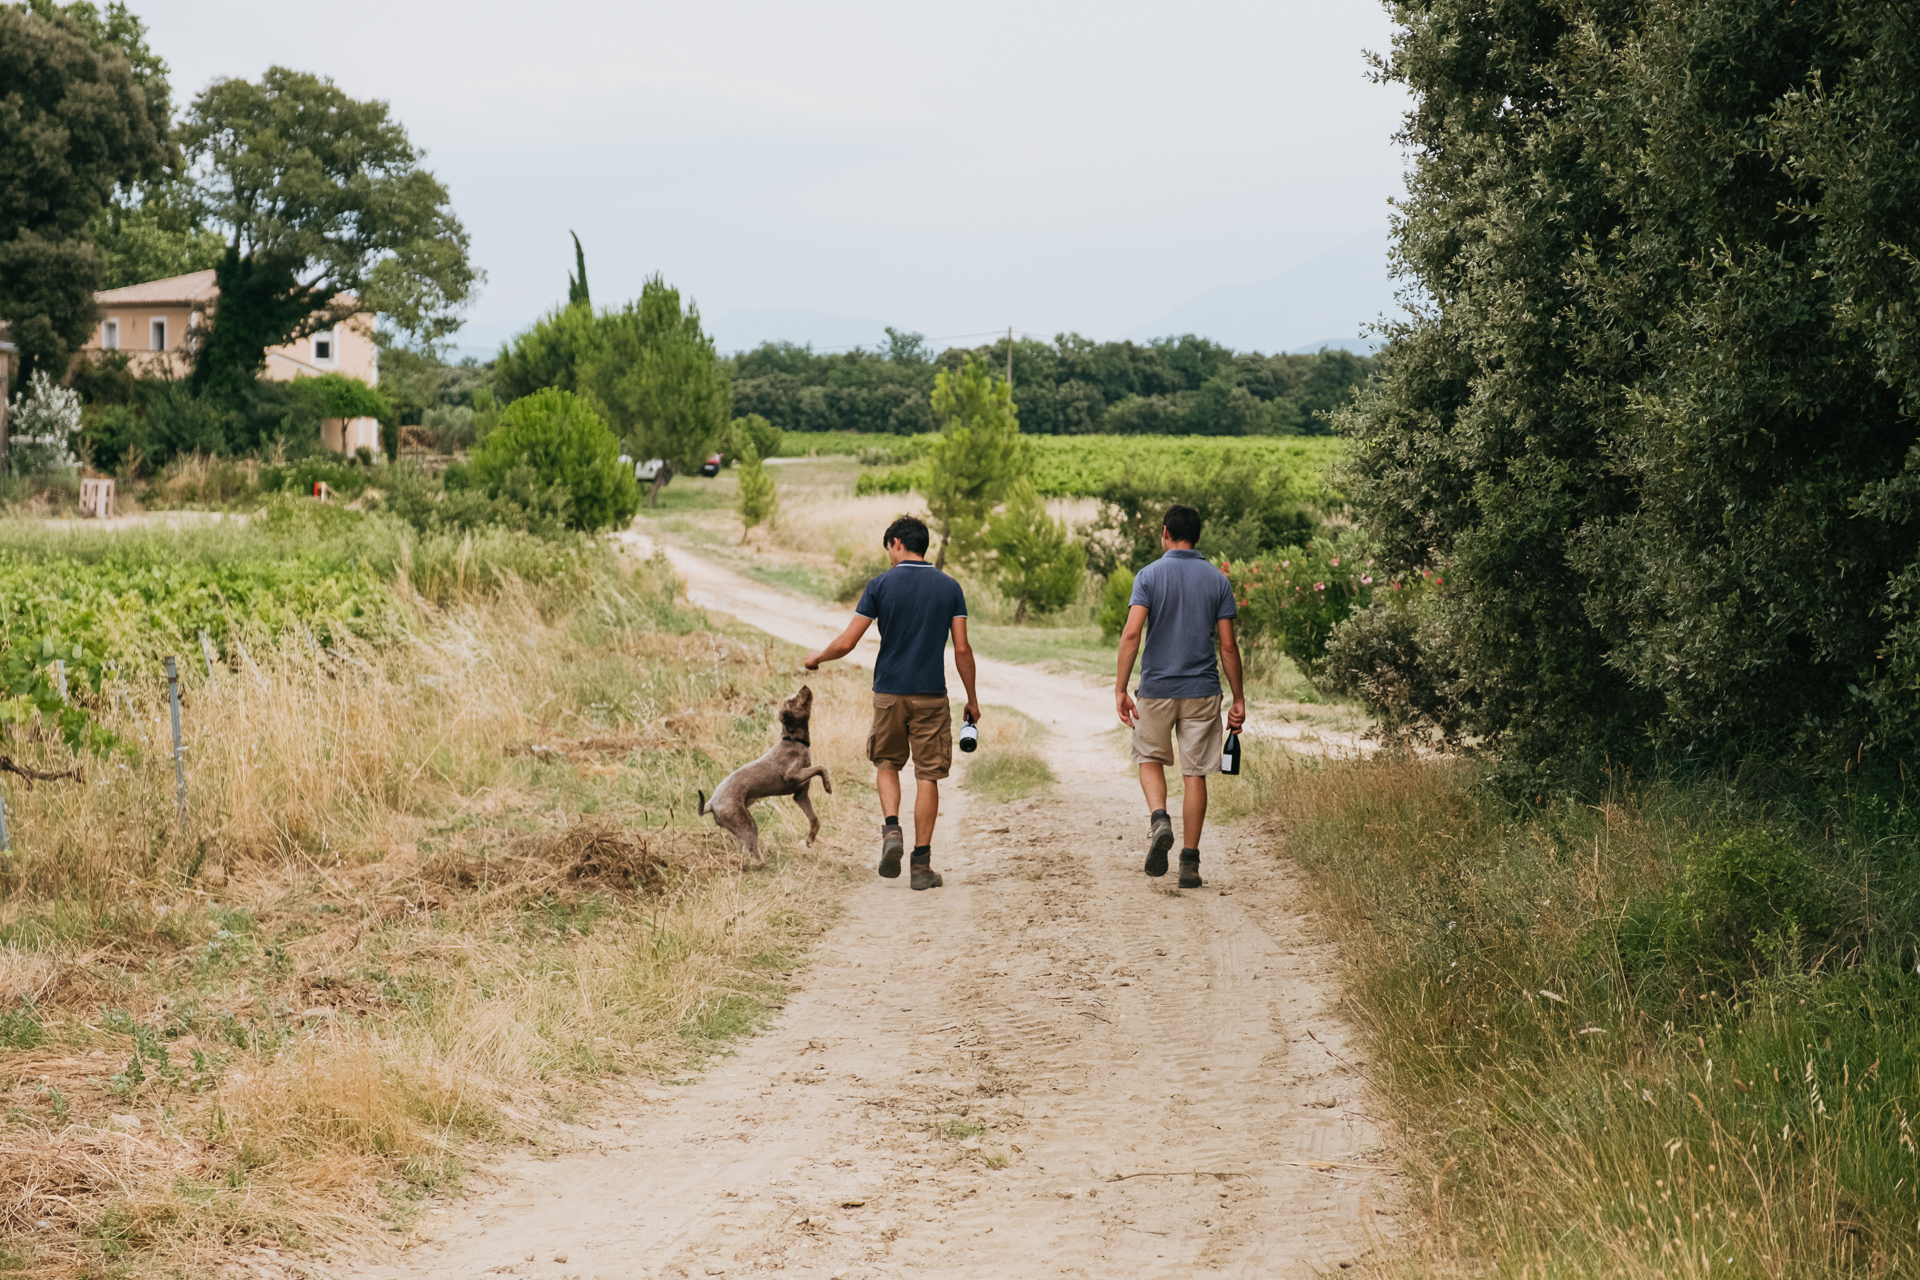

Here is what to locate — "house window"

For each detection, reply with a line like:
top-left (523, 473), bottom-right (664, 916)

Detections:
top-left (102, 318), bottom-right (120, 350)
top-left (149, 317), bottom-right (168, 351)
top-left (313, 329), bottom-right (335, 363)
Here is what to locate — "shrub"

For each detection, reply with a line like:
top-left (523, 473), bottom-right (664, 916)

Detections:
top-left (1224, 534), bottom-right (1378, 681)
top-left (726, 413), bottom-right (782, 465)
top-left (290, 372), bottom-right (391, 421)
top-left (259, 456), bottom-right (376, 499)
top-left (986, 485), bottom-right (1085, 623)
top-left (373, 464), bottom-right (570, 538)
top-left (1096, 565), bottom-right (1135, 640)
top-left (7, 371), bottom-right (82, 476)
top-left (141, 383), bottom-right (232, 464)
top-left (1322, 591), bottom-right (1466, 744)
top-left (81, 404), bottom-right (145, 474)
top-left (468, 387), bottom-right (639, 532)
top-left (853, 467), bottom-right (915, 496)
top-left (834, 548), bottom-right (888, 603)
top-left (421, 405), bottom-right (476, 452)
top-left (1612, 829), bottom-right (1832, 989)
top-left (470, 387), bottom-right (502, 444)
top-left (735, 442), bottom-right (776, 537)
top-left (1088, 452), bottom-right (1319, 574)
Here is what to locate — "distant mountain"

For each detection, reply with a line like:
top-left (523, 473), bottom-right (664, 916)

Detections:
top-left (709, 308), bottom-right (891, 356)
top-left (1129, 232), bottom-right (1407, 354)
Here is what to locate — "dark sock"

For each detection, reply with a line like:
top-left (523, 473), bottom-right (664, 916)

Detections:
top-left (1151, 808), bottom-right (1170, 821)
top-left (884, 815), bottom-right (899, 828)
top-left (1183, 847), bottom-right (1200, 856)
top-left (911, 844), bottom-right (931, 863)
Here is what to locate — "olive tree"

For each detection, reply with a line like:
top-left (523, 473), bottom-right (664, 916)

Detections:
top-left (180, 68), bottom-right (476, 393)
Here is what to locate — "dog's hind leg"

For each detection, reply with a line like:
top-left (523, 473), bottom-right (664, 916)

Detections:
top-left (709, 795), bottom-right (763, 868)
top-left (792, 782), bottom-right (821, 845)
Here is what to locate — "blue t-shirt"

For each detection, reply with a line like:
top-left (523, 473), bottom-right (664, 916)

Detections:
top-left (856, 561), bottom-right (968, 696)
top-left (1129, 549), bottom-right (1237, 698)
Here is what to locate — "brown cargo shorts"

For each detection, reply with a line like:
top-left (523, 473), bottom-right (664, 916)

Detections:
top-left (1130, 694), bottom-right (1226, 777)
top-left (868, 693), bottom-right (954, 780)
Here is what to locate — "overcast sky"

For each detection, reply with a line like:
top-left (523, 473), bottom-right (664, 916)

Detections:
top-left (133, 0), bottom-right (1410, 355)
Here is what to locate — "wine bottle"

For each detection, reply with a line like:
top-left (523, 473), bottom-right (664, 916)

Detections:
top-left (959, 709), bottom-right (979, 753)
top-left (1221, 729), bottom-right (1241, 776)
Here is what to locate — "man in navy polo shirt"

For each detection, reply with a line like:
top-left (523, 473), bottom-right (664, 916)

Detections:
top-left (806, 515), bottom-right (980, 891)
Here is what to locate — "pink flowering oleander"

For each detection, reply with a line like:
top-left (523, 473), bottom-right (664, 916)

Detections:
top-left (1314, 582), bottom-right (1326, 591)
top-left (1362, 575), bottom-right (1374, 585)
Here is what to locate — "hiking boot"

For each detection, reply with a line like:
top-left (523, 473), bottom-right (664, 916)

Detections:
top-left (910, 847), bottom-right (943, 891)
top-left (1144, 811), bottom-right (1174, 877)
top-left (1179, 849), bottom-right (1202, 889)
top-left (878, 824), bottom-right (904, 879)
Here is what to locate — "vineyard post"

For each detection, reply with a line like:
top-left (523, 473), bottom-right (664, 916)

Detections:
top-left (166, 656), bottom-right (187, 833)
top-left (199, 631), bottom-right (217, 679)
top-left (0, 775), bottom-right (9, 853)
top-left (52, 659), bottom-right (67, 702)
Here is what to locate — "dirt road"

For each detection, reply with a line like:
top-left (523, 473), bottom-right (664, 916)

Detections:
top-left (343, 537), bottom-right (1395, 1279)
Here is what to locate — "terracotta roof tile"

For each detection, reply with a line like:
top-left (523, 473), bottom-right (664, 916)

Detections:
top-left (96, 269), bottom-right (220, 306)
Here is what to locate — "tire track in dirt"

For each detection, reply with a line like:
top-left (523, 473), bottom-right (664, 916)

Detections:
top-left (333, 533), bottom-right (1398, 1280)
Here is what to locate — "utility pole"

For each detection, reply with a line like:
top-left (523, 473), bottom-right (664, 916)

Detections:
top-left (1006, 326), bottom-right (1014, 390)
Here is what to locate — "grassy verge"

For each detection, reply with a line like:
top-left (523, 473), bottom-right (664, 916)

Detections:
top-left (0, 519), bottom-right (873, 1279)
top-left (960, 706), bottom-right (1053, 803)
top-left (1247, 744), bottom-right (1920, 1278)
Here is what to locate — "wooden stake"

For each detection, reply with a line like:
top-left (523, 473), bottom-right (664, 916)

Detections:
top-left (166, 656), bottom-right (187, 833)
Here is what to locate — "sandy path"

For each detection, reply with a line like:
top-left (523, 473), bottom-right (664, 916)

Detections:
top-left (342, 536), bottom-right (1395, 1280)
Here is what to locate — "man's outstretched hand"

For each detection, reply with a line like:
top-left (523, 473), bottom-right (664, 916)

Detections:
top-left (804, 649), bottom-right (825, 671)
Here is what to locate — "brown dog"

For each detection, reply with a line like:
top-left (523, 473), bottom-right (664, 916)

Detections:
top-left (698, 685), bottom-right (832, 867)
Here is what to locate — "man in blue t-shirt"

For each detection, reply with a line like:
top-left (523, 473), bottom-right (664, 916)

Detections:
top-left (1114, 503), bottom-right (1246, 889)
top-left (806, 515), bottom-right (979, 892)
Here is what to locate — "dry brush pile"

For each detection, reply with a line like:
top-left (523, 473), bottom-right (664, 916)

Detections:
top-left (0, 524), bottom-right (873, 1279)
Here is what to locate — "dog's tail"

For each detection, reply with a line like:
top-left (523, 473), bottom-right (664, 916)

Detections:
top-left (697, 789), bottom-right (709, 816)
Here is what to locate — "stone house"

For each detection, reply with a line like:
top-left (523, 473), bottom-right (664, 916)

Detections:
top-left (78, 270), bottom-right (383, 453)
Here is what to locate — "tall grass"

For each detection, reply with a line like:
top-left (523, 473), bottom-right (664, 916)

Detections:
top-left (0, 542), bottom-right (873, 1279)
top-left (1252, 746), bottom-right (1920, 1278)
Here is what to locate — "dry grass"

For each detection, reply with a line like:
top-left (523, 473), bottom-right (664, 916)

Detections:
top-left (0, 552), bottom-right (874, 1278)
top-left (764, 488), bottom-right (929, 563)
top-left (1243, 746), bottom-right (1920, 1279)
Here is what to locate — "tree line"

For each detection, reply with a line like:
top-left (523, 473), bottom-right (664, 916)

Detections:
top-left (727, 332), bottom-right (1375, 437)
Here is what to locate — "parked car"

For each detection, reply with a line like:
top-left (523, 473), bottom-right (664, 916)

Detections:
top-left (635, 458), bottom-right (665, 481)
top-left (699, 453), bottom-right (723, 477)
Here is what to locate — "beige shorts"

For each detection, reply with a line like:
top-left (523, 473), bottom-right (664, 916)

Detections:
top-left (868, 694), bottom-right (953, 780)
top-left (1130, 694), bottom-right (1225, 777)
